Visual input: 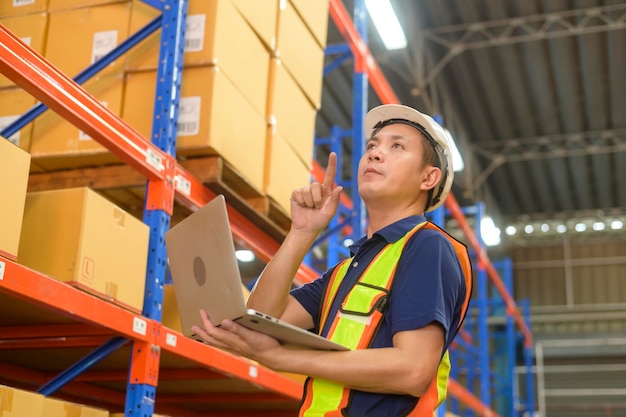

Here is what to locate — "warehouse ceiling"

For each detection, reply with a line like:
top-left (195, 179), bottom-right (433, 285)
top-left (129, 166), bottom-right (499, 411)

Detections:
top-left (316, 0), bottom-right (626, 247)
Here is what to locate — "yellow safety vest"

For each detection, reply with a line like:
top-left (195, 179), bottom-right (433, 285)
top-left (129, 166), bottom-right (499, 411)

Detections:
top-left (298, 221), bottom-right (473, 417)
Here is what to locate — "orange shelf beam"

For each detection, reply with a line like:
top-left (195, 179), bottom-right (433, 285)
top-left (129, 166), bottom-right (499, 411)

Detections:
top-left (157, 327), bottom-right (303, 400)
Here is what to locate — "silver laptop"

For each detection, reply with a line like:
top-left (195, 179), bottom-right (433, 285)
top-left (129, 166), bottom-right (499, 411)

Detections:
top-left (165, 194), bottom-right (348, 351)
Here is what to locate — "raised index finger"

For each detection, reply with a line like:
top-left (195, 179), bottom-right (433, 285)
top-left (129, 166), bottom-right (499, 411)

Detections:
top-left (323, 152), bottom-right (337, 189)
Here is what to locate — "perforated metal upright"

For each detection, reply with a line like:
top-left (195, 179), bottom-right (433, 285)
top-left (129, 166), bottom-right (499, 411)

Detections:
top-left (124, 1), bottom-right (188, 415)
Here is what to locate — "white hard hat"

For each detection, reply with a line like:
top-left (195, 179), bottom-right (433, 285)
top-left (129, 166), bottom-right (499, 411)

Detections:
top-left (364, 104), bottom-right (454, 212)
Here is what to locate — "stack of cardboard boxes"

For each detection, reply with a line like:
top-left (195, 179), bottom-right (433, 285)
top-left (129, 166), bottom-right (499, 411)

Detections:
top-left (1, 0), bottom-right (329, 214)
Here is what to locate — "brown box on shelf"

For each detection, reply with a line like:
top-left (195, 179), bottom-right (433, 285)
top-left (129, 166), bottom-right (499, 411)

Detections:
top-left (0, 0), bottom-right (47, 17)
top-left (29, 72), bottom-right (126, 171)
top-left (275, 0), bottom-right (324, 109)
top-left (123, 66), bottom-right (267, 192)
top-left (48, 0), bottom-right (127, 12)
top-left (43, 397), bottom-right (109, 417)
top-left (45, 2), bottom-right (132, 77)
top-left (17, 187), bottom-right (149, 313)
top-left (266, 58), bottom-right (316, 169)
top-left (230, 0), bottom-right (279, 51)
top-left (264, 125), bottom-right (311, 214)
top-left (127, 0), bottom-right (270, 118)
top-left (0, 137), bottom-right (31, 261)
top-left (0, 385), bottom-right (45, 416)
top-left (0, 88), bottom-right (37, 152)
top-left (0, 13), bottom-right (49, 88)
top-left (289, 0), bottom-right (329, 49)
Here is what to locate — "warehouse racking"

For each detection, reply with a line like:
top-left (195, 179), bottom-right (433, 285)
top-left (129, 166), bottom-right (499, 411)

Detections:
top-left (0, 0), bottom-right (534, 415)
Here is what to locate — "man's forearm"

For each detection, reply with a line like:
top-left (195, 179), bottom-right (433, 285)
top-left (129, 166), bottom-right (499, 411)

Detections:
top-left (246, 228), bottom-right (318, 317)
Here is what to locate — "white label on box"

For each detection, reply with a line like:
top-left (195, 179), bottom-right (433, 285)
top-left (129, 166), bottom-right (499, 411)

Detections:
top-left (166, 333), bottom-right (177, 347)
top-left (92, 30), bottom-right (118, 64)
top-left (176, 96), bottom-right (201, 136)
top-left (133, 317), bottom-right (147, 336)
top-left (14, 0), bottom-right (35, 6)
top-left (174, 174), bottom-right (191, 196)
top-left (0, 261), bottom-right (5, 281)
top-left (79, 101), bottom-right (109, 140)
top-left (0, 115), bottom-right (21, 146)
top-left (185, 14), bottom-right (206, 52)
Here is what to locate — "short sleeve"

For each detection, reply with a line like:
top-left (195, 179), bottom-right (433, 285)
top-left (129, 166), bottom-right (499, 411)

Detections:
top-left (290, 271), bottom-right (331, 332)
top-left (387, 228), bottom-right (465, 347)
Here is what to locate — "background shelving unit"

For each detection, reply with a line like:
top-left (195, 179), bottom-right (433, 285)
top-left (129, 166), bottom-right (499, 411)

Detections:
top-left (0, 0), bottom-right (534, 415)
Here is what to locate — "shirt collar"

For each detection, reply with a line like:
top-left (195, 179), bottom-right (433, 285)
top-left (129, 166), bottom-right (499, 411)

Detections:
top-left (349, 215), bottom-right (427, 253)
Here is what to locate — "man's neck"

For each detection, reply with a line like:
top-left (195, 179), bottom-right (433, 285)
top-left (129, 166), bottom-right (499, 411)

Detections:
top-left (365, 206), bottom-right (425, 238)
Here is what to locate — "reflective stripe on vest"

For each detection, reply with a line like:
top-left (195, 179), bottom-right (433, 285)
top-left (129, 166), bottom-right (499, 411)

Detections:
top-left (299, 221), bottom-right (472, 417)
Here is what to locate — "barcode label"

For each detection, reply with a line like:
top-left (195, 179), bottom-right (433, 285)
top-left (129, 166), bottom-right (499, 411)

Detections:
top-left (14, 0), bottom-right (35, 6)
top-left (184, 14), bottom-right (206, 52)
top-left (0, 115), bottom-right (21, 146)
top-left (92, 30), bottom-right (118, 64)
top-left (177, 96), bottom-right (201, 136)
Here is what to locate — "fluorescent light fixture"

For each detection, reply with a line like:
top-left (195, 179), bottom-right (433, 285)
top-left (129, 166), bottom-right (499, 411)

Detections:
top-left (541, 223), bottom-right (550, 232)
top-left (592, 221), bottom-right (605, 231)
top-left (343, 238), bottom-right (355, 247)
top-left (556, 224), bottom-right (567, 233)
top-left (480, 216), bottom-right (501, 246)
top-left (444, 129), bottom-right (464, 172)
top-left (235, 249), bottom-right (256, 263)
top-left (574, 223), bottom-right (587, 232)
top-left (524, 225), bottom-right (534, 234)
top-left (611, 219), bottom-right (624, 230)
top-left (365, 0), bottom-right (407, 50)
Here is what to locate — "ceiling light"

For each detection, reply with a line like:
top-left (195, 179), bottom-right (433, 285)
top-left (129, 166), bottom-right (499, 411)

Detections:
top-left (235, 249), bottom-right (255, 263)
top-left (343, 238), bottom-right (354, 247)
top-left (574, 223), bottom-right (587, 232)
top-left (365, 0), bottom-right (407, 50)
top-left (480, 216), bottom-right (501, 246)
top-left (541, 223), bottom-right (550, 232)
top-left (611, 219), bottom-right (624, 230)
top-left (592, 221), bottom-right (605, 231)
top-left (556, 224), bottom-right (567, 233)
top-left (505, 226), bottom-right (517, 236)
top-left (524, 225), bottom-right (534, 234)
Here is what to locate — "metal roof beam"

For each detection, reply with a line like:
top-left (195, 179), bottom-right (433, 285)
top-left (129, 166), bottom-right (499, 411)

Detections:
top-left (419, 4), bottom-right (626, 87)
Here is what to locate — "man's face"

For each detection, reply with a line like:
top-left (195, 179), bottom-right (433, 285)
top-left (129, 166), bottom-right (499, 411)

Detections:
top-left (357, 122), bottom-right (433, 205)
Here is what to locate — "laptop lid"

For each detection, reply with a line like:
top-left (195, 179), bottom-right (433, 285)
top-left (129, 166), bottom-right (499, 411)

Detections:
top-left (165, 195), bottom-right (348, 351)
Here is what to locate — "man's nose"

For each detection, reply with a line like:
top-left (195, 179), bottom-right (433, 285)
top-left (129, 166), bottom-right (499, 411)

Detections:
top-left (367, 148), bottom-right (383, 161)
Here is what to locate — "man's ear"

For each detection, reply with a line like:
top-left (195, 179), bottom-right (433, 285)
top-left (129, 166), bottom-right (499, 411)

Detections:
top-left (420, 166), bottom-right (442, 191)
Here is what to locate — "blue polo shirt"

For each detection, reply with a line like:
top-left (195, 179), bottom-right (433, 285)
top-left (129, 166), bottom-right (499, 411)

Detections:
top-left (291, 216), bottom-right (466, 417)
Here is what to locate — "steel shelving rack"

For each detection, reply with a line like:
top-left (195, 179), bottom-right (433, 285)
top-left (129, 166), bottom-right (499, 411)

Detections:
top-left (0, 0), bottom-right (534, 415)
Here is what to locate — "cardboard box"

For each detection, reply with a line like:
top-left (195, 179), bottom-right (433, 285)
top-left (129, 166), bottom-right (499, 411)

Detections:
top-left (45, 2), bottom-right (132, 77)
top-left (290, 0), bottom-right (329, 48)
top-left (48, 0), bottom-right (126, 12)
top-left (0, 13), bottom-right (49, 88)
top-left (0, 137), bottom-right (31, 261)
top-left (127, 0), bottom-right (269, 117)
top-left (0, 385), bottom-right (45, 417)
top-left (43, 397), bottom-right (109, 417)
top-left (267, 58), bottom-right (316, 169)
top-left (123, 66), bottom-right (267, 191)
top-left (276, 0), bottom-right (324, 109)
top-left (264, 125), bottom-right (311, 213)
top-left (0, 0), bottom-right (48, 17)
top-left (231, 0), bottom-right (279, 51)
top-left (0, 88), bottom-right (37, 152)
top-left (30, 72), bottom-right (126, 170)
top-left (18, 187), bottom-right (149, 312)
